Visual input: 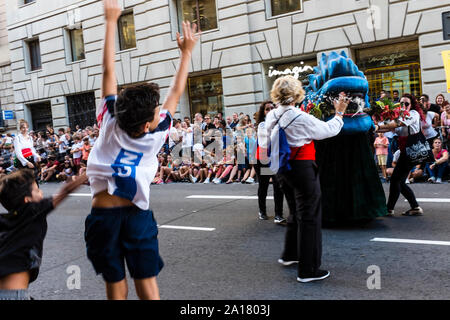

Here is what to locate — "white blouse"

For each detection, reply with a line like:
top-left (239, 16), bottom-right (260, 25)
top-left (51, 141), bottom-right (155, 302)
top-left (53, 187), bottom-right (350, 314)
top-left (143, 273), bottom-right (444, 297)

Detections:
top-left (13, 133), bottom-right (39, 166)
top-left (265, 105), bottom-right (344, 148)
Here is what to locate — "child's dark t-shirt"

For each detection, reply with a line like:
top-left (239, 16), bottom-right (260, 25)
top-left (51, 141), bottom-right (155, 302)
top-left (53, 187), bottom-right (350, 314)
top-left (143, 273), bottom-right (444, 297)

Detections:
top-left (0, 198), bottom-right (54, 283)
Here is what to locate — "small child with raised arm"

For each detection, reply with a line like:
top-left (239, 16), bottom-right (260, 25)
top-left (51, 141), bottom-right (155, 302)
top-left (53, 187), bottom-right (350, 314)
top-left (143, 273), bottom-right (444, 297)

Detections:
top-left (85, 0), bottom-right (200, 300)
top-left (0, 170), bottom-right (87, 300)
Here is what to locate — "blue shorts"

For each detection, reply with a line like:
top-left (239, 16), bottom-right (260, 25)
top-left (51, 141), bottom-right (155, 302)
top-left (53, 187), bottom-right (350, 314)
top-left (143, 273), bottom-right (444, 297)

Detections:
top-left (84, 206), bottom-right (164, 283)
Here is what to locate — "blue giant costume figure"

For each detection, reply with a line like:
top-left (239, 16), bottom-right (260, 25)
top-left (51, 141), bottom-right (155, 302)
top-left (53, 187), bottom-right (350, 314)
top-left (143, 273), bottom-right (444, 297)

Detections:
top-left (304, 51), bottom-right (387, 224)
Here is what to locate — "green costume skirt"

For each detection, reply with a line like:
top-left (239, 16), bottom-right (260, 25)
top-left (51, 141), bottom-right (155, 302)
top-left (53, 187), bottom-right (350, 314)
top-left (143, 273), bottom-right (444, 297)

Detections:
top-left (315, 132), bottom-right (387, 224)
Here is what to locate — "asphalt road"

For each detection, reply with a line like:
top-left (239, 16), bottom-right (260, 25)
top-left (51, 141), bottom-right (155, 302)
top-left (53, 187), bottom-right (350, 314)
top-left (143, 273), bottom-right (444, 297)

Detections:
top-left (4, 181), bottom-right (450, 300)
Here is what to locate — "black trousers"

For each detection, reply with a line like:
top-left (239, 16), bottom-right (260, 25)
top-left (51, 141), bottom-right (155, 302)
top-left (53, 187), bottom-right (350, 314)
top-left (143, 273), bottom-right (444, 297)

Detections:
top-left (387, 153), bottom-right (419, 211)
top-left (255, 162), bottom-right (284, 217)
top-left (277, 160), bottom-right (322, 275)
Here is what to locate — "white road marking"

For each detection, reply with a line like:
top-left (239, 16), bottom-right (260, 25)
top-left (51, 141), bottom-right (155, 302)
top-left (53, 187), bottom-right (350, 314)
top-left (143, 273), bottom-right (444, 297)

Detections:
top-left (371, 237), bottom-right (450, 246)
top-left (405, 198), bottom-right (450, 203)
top-left (157, 225), bottom-right (215, 232)
top-left (187, 195), bottom-right (273, 200)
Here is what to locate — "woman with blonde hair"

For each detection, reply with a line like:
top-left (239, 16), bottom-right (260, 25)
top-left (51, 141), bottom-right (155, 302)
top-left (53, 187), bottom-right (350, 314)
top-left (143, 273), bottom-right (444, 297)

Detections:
top-left (265, 75), bottom-right (348, 283)
top-left (13, 120), bottom-right (41, 171)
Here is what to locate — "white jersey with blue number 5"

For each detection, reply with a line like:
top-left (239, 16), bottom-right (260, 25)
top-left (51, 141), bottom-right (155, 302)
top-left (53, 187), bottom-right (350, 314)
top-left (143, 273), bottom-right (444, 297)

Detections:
top-left (87, 96), bottom-right (172, 210)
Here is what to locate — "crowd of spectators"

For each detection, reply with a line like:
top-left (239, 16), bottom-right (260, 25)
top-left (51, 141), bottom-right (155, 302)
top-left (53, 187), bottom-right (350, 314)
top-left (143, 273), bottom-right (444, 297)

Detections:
top-left (0, 91), bottom-right (448, 186)
top-left (0, 123), bottom-right (98, 183)
top-left (372, 91), bottom-right (450, 184)
top-left (153, 111), bottom-right (260, 185)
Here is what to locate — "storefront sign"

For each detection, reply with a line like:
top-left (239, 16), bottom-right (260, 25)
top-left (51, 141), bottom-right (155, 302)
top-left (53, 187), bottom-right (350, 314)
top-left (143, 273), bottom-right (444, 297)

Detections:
top-left (268, 63), bottom-right (314, 80)
top-left (368, 53), bottom-right (408, 66)
top-left (442, 50), bottom-right (450, 93)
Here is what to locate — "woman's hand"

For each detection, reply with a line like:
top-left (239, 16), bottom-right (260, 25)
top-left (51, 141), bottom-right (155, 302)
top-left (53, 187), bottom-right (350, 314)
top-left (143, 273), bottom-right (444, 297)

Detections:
top-left (334, 92), bottom-right (349, 114)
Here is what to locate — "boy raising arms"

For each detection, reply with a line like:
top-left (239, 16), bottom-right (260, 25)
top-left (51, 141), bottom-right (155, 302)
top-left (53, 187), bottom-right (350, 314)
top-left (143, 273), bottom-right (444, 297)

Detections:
top-left (85, 0), bottom-right (200, 300)
top-left (0, 170), bottom-right (87, 300)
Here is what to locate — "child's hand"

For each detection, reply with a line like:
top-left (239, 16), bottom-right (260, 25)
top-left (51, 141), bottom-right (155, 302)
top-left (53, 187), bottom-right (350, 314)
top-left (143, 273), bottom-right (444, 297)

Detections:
top-left (176, 21), bottom-right (201, 55)
top-left (103, 0), bottom-right (121, 22)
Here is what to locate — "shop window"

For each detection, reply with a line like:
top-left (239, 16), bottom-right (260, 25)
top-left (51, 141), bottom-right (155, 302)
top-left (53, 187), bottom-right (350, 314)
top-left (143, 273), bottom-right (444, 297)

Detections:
top-left (25, 38), bottom-right (41, 72)
top-left (118, 12), bottom-right (137, 51)
top-left (68, 28), bottom-right (85, 62)
top-left (188, 73), bottom-right (223, 118)
top-left (356, 41), bottom-right (422, 102)
top-left (66, 92), bottom-right (96, 129)
top-left (177, 0), bottom-right (218, 32)
top-left (270, 0), bottom-right (302, 17)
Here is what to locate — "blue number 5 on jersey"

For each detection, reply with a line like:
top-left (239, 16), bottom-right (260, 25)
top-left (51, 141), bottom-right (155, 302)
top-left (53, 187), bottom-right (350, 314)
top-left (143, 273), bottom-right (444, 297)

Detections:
top-left (111, 149), bottom-right (144, 201)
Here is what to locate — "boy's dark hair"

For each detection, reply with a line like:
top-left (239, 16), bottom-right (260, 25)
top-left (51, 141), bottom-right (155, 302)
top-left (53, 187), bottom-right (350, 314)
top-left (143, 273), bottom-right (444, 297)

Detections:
top-left (0, 169), bottom-right (35, 211)
top-left (115, 83), bottom-right (160, 138)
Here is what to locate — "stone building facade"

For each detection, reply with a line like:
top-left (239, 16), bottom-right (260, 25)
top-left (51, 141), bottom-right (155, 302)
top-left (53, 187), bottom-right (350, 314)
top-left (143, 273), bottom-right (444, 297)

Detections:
top-left (0, 0), bottom-right (15, 132)
top-left (3, 0), bottom-right (450, 131)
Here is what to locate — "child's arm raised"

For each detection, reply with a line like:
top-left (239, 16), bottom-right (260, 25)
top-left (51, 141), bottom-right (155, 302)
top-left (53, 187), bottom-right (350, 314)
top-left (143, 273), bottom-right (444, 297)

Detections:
top-left (52, 173), bottom-right (89, 208)
top-left (101, 0), bottom-right (121, 101)
top-left (162, 22), bottom-right (201, 117)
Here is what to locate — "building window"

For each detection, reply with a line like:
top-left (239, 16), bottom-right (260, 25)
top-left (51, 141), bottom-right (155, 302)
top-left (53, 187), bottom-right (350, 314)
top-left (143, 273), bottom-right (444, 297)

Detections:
top-left (66, 92), bottom-right (96, 129)
top-left (356, 41), bottom-right (422, 102)
top-left (188, 73), bottom-right (223, 118)
top-left (25, 38), bottom-right (42, 72)
top-left (177, 0), bottom-right (218, 32)
top-left (68, 28), bottom-right (85, 62)
top-left (270, 0), bottom-right (302, 17)
top-left (443, 12), bottom-right (450, 41)
top-left (118, 12), bottom-right (137, 51)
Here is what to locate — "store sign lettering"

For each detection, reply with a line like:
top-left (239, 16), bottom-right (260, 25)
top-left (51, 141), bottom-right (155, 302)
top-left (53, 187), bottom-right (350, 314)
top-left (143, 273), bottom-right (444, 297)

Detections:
top-left (268, 63), bottom-right (314, 80)
top-left (368, 53), bottom-right (408, 66)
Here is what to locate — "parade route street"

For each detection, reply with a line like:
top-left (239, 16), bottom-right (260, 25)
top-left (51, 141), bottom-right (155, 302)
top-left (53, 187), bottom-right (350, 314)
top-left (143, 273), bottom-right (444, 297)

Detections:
top-left (8, 182), bottom-right (450, 300)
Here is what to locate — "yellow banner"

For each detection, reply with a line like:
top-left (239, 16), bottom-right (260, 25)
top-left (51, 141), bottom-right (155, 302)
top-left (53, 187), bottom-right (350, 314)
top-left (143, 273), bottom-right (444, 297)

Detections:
top-left (443, 50), bottom-right (450, 93)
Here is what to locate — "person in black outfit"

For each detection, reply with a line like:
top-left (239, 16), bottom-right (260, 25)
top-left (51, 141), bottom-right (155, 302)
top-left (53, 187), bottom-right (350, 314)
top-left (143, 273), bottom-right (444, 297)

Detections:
top-left (375, 94), bottom-right (424, 216)
top-left (255, 101), bottom-right (285, 223)
top-left (0, 170), bottom-right (87, 300)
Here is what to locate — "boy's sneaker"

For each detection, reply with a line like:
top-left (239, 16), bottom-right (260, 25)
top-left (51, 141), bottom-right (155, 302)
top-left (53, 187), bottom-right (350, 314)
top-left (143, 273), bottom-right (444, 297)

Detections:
top-left (204, 178), bottom-right (210, 184)
top-left (297, 270), bottom-right (330, 283)
top-left (436, 178), bottom-right (442, 184)
top-left (245, 177), bottom-right (255, 184)
top-left (258, 212), bottom-right (268, 220)
top-left (428, 176), bottom-right (436, 183)
top-left (274, 216), bottom-right (286, 224)
top-left (278, 258), bottom-right (299, 266)
top-left (402, 207), bottom-right (423, 216)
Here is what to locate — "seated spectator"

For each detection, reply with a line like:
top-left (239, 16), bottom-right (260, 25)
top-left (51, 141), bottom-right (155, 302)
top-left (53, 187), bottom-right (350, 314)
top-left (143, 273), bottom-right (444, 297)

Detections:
top-left (56, 160), bottom-right (75, 182)
top-left (406, 164), bottom-right (425, 184)
top-left (156, 154), bottom-right (173, 184)
top-left (40, 155), bottom-right (60, 182)
top-left (426, 137), bottom-right (449, 184)
top-left (386, 150), bottom-right (400, 178)
top-left (213, 146), bottom-right (235, 184)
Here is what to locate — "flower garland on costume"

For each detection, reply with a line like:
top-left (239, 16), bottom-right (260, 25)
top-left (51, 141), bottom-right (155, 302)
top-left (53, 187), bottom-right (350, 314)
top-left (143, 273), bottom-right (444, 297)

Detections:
top-left (369, 98), bottom-right (411, 124)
